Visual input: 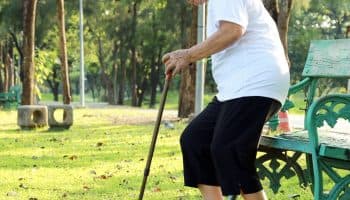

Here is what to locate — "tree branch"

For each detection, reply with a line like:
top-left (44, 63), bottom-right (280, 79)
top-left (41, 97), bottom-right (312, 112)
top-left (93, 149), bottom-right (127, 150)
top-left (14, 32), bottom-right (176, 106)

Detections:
top-left (8, 30), bottom-right (23, 59)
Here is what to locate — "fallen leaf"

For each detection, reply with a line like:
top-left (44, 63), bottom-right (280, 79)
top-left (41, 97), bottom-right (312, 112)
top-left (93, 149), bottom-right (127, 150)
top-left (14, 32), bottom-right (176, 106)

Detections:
top-left (19, 183), bottom-right (28, 189)
top-left (69, 155), bottom-right (78, 160)
top-left (96, 142), bottom-right (103, 147)
top-left (169, 175), bottom-right (177, 181)
top-left (99, 175), bottom-right (107, 179)
top-left (289, 194), bottom-right (301, 199)
top-left (6, 191), bottom-right (17, 197)
top-left (83, 186), bottom-right (91, 191)
top-left (96, 173), bottom-right (113, 180)
top-left (116, 165), bottom-right (123, 170)
top-left (49, 137), bottom-right (58, 142)
top-left (152, 187), bottom-right (161, 192)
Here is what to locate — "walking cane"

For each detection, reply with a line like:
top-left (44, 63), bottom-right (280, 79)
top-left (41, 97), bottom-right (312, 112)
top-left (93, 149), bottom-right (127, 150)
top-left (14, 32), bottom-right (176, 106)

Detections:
top-left (138, 73), bottom-right (172, 200)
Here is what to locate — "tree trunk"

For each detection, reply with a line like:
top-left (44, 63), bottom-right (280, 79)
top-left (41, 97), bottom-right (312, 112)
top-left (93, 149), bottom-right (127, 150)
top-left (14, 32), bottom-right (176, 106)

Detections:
top-left (113, 63), bottom-right (118, 104)
top-left (150, 46), bottom-right (162, 108)
top-left (347, 26), bottom-right (350, 93)
top-left (0, 43), bottom-right (3, 93)
top-left (57, 0), bottom-right (71, 104)
top-left (178, 5), bottom-right (196, 118)
top-left (97, 37), bottom-right (114, 104)
top-left (262, 0), bottom-right (279, 22)
top-left (149, 14), bottom-right (160, 108)
top-left (9, 31), bottom-right (24, 83)
top-left (263, 0), bottom-right (293, 67)
top-left (277, 0), bottom-right (293, 65)
top-left (86, 74), bottom-right (96, 101)
top-left (4, 54), bottom-right (10, 93)
top-left (117, 54), bottom-right (126, 105)
top-left (8, 45), bottom-right (14, 88)
top-left (22, 0), bottom-right (38, 105)
top-left (130, 1), bottom-right (139, 107)
top-left (137, 78), bottom-right (148, 107)
top-left (46, 66), bottom-right (60, 101)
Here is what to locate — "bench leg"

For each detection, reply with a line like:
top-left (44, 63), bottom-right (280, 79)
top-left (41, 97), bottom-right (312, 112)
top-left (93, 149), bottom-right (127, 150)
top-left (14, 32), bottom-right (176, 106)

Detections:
top-left (315, 158), bottom-right (350, 200)
top-left (256, 150), bottom-right (309, 194)
top-left (309, 155), bottom-right (323, 200)
top-left (327, 175), bottom-right (350, 200)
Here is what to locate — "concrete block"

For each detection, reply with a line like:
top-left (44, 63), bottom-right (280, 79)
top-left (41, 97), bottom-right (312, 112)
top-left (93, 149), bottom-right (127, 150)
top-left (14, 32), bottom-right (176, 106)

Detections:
top-left (17, 105), bottom-right (48, 129)
top-left (48, 104), bottom-right (73, 129)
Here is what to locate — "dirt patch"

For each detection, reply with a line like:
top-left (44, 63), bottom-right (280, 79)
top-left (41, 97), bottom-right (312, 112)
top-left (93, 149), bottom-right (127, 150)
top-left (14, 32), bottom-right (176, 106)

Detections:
top-left (78, 105), bottom-right (182, 125)
top-left (109, 110), bottom-right (180, 125)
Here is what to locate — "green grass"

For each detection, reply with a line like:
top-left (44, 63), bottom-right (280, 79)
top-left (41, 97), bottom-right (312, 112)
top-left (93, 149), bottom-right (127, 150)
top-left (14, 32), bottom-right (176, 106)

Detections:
top-left (0, 107), bottom-right (316, 200)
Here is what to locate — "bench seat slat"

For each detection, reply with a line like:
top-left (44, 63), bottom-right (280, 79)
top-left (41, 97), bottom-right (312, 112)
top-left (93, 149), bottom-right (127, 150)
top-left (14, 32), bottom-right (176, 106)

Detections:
top-left (260, 130), bottom-right (350, 161)
top-left (259, 131), bottom-right (312, 153)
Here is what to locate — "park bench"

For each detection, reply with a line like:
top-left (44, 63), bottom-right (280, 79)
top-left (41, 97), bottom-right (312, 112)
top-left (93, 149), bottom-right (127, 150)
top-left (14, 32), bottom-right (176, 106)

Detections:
top-left (0, 85), bottom-right (21, 109)
top-left (257, 39), bottom-right (350, 200)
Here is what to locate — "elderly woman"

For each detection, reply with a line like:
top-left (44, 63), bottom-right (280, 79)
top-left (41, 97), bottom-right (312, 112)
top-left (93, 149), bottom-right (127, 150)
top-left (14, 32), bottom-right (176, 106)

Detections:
top-left (162, 0), bottom-right (290, 199)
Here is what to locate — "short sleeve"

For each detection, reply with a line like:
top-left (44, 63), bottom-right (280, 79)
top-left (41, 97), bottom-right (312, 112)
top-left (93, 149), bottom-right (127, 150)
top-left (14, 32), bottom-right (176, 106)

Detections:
top-left (212, 0), bottom-right (249, 30)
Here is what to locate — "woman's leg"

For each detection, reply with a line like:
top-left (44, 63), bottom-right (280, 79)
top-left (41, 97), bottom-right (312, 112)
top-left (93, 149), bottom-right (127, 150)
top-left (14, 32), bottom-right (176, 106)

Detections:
top-left (241, 190), bottom-right (268, 200)
top-left (198, 185), bottom-right (224, 200)
top-left (180, 98), bottom-right (222, 199)
top-left (210, 97), bottom-right (279, 197)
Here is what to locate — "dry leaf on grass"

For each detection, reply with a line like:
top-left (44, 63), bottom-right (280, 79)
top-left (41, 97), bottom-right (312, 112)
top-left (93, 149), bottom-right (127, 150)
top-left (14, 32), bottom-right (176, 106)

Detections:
top-left (6, 191), bottom-right (18, 197)
top-left (96, 142), bottom-right (103, 147)
top-left (83, 186), bottom-right (91, 191)
top-left (152, 187), bottom-right (161, 192)
top-left (69, 155), bottom-right (78, 160)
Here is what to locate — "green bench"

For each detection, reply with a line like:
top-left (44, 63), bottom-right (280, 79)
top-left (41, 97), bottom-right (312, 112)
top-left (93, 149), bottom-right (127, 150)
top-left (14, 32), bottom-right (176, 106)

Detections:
top-left (257, 39), bottom-right (350, 200)
top-left (0, 85), bottom-right (22, 109)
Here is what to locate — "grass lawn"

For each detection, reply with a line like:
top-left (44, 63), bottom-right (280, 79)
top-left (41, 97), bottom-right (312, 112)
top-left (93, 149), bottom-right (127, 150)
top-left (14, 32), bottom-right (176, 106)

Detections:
top-left (0, 106), bottom-right (315, 200)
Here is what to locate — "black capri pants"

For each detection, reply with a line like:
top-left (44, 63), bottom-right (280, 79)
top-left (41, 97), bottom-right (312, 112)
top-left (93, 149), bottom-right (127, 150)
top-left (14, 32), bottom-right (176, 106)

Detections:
top-left (180, 96), bottom-right (280, 196)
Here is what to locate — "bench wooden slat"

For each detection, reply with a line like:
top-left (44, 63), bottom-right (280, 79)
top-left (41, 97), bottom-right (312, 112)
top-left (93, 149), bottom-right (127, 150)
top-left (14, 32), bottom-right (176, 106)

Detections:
top-left (260, 130), bottom-right (350, 161)
top-left (320, 145), bottom-right (350, 161)
top-left (259, 131), bottom-right (312, 153)
top-left (303, 39), bottom-right (350, 78)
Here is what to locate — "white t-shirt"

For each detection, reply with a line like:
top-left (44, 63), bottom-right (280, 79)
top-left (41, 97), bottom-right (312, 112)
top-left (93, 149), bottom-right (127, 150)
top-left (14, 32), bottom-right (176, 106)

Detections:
top-left (207, 0), bottom-right (290, 104)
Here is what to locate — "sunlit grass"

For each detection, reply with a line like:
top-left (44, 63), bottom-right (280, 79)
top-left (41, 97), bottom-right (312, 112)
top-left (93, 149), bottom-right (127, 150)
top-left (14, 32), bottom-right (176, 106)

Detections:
top-left (0, 107), bottom-right (315, 200)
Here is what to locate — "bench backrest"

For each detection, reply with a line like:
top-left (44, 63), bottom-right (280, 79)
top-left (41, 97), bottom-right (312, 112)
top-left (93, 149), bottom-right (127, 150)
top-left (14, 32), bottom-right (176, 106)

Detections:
top-left (302, 39), bottom-right (350, 78)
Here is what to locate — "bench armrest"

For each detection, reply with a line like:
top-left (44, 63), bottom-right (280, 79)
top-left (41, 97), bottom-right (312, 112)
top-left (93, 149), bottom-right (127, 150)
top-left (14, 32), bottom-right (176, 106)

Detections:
top-left (280, 78), bottom-right (311, 111)
top-left (306, 94), bottom-right (350, 149)
top-left (288, 77), bottom-right (311, 96)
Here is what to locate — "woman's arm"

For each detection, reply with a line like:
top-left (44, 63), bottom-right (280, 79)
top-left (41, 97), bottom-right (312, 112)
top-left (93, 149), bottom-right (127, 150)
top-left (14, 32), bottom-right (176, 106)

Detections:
top-left (163, 21), bottom-right (243, 76)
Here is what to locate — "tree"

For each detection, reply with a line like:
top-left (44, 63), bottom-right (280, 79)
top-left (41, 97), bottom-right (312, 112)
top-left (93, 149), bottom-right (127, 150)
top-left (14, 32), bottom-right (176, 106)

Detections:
top-left (263, 0), bottom-right (294, 66)
top-left (22, 0), bottom-right (38, 105)
top-left (130, 0), bottom-right (140, 106)
top-left (56, 0), bottom-right (71, 104)
top-left (0, 42), bottom-right (3, 92)
top-left (178, 3), bottom-right (196, 118)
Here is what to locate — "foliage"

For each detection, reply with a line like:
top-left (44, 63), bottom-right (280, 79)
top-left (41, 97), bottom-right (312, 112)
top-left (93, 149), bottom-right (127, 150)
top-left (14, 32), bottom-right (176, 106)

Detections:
top-left (0, 0), bottom-right (349, 105)
top-left (34, 49), bottom-right (55, 99)
top-left (288, 0), bottom-right (350, 92)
